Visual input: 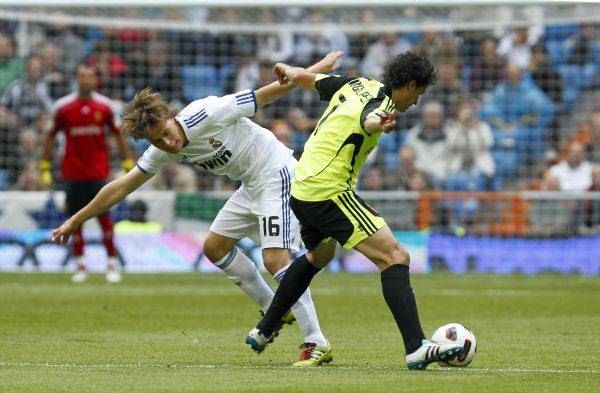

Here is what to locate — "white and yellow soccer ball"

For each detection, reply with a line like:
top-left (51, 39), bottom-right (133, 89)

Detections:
top-left (431, 323), bottom-right (477, 367)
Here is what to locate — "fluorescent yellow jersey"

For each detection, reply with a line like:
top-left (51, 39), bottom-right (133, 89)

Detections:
top-left (291, 74), bottom-right (395, 201)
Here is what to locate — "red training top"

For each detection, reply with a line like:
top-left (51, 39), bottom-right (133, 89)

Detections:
top-left (50, 92), bottom-right (120, 181)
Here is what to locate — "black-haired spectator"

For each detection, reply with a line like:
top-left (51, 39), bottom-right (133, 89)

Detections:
top-left (529, 43), bottom-right (563, 105)
top-left (469, 37), bottom-right (505, 96)
top-left (41, 43), bottom-right (71, 100)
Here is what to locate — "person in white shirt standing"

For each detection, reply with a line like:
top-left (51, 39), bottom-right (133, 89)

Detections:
top-left (51, 51), bottom-right (343, 367)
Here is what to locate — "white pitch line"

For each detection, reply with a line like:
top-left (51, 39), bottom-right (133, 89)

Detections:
top-left (0, 362), bottom-right (597, 374)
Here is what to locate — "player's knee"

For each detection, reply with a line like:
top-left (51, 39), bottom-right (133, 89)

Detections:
top-left (380, 242), bottom-right (410, 268)
top-left (262, 249), bottom-right (290, 274)
top-left (203, 238), bottom-right (231, 263)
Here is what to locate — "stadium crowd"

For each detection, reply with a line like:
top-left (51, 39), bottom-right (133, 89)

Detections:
top-left (0, 8), bottom-right (599, 234)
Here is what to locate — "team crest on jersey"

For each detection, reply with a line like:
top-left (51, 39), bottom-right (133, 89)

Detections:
top-left (209, 138), bottom-right (223, 149)
top-left (94, 111), bottom-right (103, 122)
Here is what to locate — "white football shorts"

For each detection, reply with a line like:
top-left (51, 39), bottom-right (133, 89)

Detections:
top-left (209, 157), bottom-right (301, 252)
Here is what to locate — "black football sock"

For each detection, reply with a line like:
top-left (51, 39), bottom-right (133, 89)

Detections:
top-left (257, 254), bottom-right (320, 337)
top-left (381, 264), bottom-right (426, 354)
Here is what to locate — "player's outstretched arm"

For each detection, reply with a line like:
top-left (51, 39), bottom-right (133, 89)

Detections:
top-left (51, 167), bottom-right (154, 244)
top-left (254, 51), bottom-right (343, 108)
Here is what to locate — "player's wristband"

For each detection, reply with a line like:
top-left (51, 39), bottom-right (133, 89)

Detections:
top-left (121, 158), bottom-right (135, 172)
top-left (39, 159), bottom-right (52, 172)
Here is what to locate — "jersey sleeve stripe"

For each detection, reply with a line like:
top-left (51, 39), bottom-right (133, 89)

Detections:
top-left (236, 97), bottom-right (254, 105)
top-left (184, 110), bottom-right (208, 128)
top-left (184, 109), bottom-right (206, 125)
top-left (136, 163), bottom-right (149, 173)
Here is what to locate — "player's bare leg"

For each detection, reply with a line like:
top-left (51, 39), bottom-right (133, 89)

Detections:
top-left (354, 226), bottom-right (462, 369)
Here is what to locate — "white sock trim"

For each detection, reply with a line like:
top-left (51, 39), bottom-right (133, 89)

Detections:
top-left (272, 265), bottom-right (289, 283)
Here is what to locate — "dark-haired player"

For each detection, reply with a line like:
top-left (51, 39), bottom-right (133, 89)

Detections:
top-left (247, 52), bottom-right (464, 369)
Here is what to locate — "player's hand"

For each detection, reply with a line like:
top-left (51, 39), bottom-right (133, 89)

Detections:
top-left (121, 158), bottom-right (135, 172)
top-left (51, 220), bottom-right (78, 244)
top-left (319, 51), bottom-right (344, 74)
top-left (39, 159), bottom-right (53, 188)
top-left (274, 63), bottom-right (291, 85)
top-left (376, 110), bottom-right (397, 133)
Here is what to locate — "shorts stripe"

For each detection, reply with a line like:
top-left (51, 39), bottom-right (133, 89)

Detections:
top-left (346, 192), bottom-right (378, 233)
top-left (284, 166), bottom-right (291, 248)
top-left (279, 167), bottom-right (291, 249)
top-left (338, 192), bottom-right (377, 234)
top-left (337, 193), bottom-right (373, 234)
top-left (283, 167), bottom-right (291, 249)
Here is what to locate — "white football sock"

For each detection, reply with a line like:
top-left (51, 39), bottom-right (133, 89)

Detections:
top-left (107, 256), bottom-right (117, 271)
top-left (273, 265), bottom-right (328, 346)
top-left (215, 248), bottom-right (274, 311)
top-left (75, 256), bottom-right (86, 271)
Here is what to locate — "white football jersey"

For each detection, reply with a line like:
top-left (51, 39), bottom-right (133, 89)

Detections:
top-left (136, 89), bottom-right (293, 187)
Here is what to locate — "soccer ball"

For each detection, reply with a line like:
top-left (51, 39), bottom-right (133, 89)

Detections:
top-left (431, 323), bottom-right (477, 367)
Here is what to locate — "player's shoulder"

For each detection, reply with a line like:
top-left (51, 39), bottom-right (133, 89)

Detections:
top-left (90, 92), bottom-right (116, 110)
top-left (53, 92), bottom-right (79, 113)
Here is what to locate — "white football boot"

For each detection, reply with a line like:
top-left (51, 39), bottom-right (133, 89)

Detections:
top-left (71, 270), bottom-right (88, 283)
top-left (106, 269), bottom-right (122, 283)
top-left (405, 339), bottom-right (464, 370)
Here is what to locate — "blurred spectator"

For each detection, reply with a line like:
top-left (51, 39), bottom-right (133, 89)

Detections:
top-left (150, 161), bottom-right (198, 192)
top-left (12, 161), bottom-right (42, 191)
top-left (256, 8), bottom-right (294, 64)
top-left (146, 41), bottom-right (182, 104)
top-left (469, 37), bottom-right (505, 96)
top-left (294, 11), bottom-right (349, 67)
top-left (583, 165), bottom-right (600, 233)
top-left (497, 26), bottom-right (537, 70)
top-left (529, 43), bottom-right (563, 105)
top-left (566, 23), bottom-right (594, 66)
top-left (383, 146), bottom-right (430, 191)
top-left (271, 119), bottom-right (294, 148)
top-left (1, 54), bottom-right (53, 127)
top-left (0, 106), bottom-right (19, 189)
top-left (232, 49), bottom-right (260, 93)
top-left (287, 108), bottom-right (315, 159)
top-left (114, 200), bottom-right (163, 233)
top-left (548, 142), bottom-right (592, 191)
top-left (528, 173), bottom-right (576, 237)
top-left (587, 113), bottom-right (600, 163)
top-left (44, 21), bottom-right (86, 76)
top-left (0, 33), bottom-right (24, 95)
top-left (87, 40), bottom-right (128, 99)
top-left (41, 43), bottom-right (71, 100)
top-left (360, 166), bottom-right (385, 191)
top-left (360, 33), bottom-right (411, 79)
top-left (13, 127), bottom-right (41, 184)
top-left (425, 62), bottom-right (463, 112)
top-left (405, 101), bottom-right (449, 185)
top-left (413, 27), bottom-right (461, 68)
top-left (445, 99), bottom-right (495, 191)
top-left (481, 62), bottom-right (554, 186)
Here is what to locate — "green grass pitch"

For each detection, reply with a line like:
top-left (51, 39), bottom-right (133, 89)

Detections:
top-left (1, 272), bottom-right (599, 392)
